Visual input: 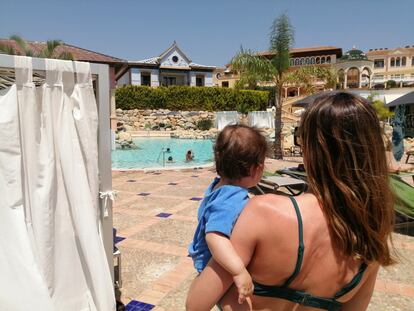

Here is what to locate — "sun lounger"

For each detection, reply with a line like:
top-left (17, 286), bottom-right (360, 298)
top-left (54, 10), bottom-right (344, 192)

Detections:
top-left (406, 150), bottom-right (414, 164)
top-left (257, 175), bottom-right (307, 196)
top-left (275, 168), bottom-right (414, 233)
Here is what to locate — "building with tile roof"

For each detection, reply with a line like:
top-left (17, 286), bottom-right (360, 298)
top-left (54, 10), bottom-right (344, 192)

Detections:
top-left (0, 39), bottom-right (127, 88)
top-left (214, 46), bottom-right (342, 98)
top-left (366, 45), bottom-right (414, 88)
top-left (116, 41), bottom-right (216, 87)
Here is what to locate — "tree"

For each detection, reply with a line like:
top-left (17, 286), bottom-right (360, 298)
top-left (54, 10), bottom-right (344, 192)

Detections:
top-left (0, 35), bottom-right (74, 60)
top-left (367, 93), bottom-right (394, 123)
top-left (231, 14), bottom-right (335, 159)
top-left (231, 13), bottom-right (294, 159)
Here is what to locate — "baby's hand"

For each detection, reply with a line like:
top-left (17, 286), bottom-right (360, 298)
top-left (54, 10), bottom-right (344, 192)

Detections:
top-left (233, 268), bottom-right (253, 304)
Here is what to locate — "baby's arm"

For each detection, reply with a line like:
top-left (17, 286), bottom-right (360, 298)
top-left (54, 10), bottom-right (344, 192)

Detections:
top-left (206, 232), bottom-right (253, 304)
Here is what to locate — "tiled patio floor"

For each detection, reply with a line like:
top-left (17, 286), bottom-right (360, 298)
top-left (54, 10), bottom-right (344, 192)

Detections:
top-left (113, 158), bottom-right (414, 311)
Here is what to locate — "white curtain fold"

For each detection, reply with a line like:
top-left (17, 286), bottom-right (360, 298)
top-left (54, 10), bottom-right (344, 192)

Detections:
top-left (0, 56), bottom-right (115, 311)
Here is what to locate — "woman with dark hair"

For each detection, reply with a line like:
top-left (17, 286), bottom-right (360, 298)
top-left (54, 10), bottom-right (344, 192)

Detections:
top-left (186, 93), bottom-right (395, 311)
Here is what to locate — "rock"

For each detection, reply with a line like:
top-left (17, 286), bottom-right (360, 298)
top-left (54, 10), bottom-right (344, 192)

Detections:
top-left (116, 108), bottom-right (123, 114)
top-left (124, 125), bottom-right (134, 132)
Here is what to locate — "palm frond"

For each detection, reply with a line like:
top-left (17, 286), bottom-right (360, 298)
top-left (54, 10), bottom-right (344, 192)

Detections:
top-left (0, 43), bottom-right (17, 55)
top-left (39, 40), bottom-right (63, 58)
top-left (269, 13), bottom-right (294, 75)
top-left (57, 50), bottom-right (75, 60)
top-left (10, 34), bottom-right (33, 56)
top-left (231, 49), bottom-right (275, 89)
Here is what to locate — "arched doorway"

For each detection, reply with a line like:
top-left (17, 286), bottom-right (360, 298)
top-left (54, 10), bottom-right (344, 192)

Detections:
top-left (346, 67), bottom-right (360, 88)
top-left (361, 67), bottom-right (372, 88)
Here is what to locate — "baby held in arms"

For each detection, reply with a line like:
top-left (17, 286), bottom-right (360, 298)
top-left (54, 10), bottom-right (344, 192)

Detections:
top-left (188, 124), bottom-right (267, 303)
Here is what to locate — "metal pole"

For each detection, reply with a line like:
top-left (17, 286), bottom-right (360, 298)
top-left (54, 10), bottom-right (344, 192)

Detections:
top-left (162, 149), bottom-right (165, 167)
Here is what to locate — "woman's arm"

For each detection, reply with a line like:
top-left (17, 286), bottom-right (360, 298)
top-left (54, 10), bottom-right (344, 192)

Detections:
top-left (341, 264), bottom-right (380, 311)
top-left (186, 197), bottom-right (265, 311)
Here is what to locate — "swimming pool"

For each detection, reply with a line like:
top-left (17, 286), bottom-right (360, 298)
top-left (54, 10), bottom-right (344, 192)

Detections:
top-left (111, 137), bottom-right (214, 169)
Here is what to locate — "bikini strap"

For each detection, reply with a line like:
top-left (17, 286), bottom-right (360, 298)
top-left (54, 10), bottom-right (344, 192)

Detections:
top-left (334, 263), bottom-right (368, 298)
top-left (284, 196), bottom-right (305, 286)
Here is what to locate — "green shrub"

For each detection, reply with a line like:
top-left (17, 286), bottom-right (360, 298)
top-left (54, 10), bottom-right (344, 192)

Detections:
top-left (386, 80), bottom-right (397, 88)
top-left (115, 85), bottom-right (268, 112)
top-left (196, 118), bottom-right (213, 131)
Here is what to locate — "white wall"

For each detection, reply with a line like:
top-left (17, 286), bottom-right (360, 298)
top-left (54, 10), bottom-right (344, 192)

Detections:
top-left (204, 72), bottom-right (213, 86)
top-left (150, 69), bottom-right (159, 87)
top-left (160, 49), bottom-right (190, 68)
top-left (131, 68), bottom-right (141, 85)
top-left (189, 71), bottom-right (213, 87)
top-left (117, 71), bottom-right (130, 86)
top-left (130, 68), bottom-right (160, 87)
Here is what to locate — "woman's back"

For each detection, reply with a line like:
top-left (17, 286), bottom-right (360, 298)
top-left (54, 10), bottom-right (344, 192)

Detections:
top-left (221, 193), bottom-right (378, 310)
top-left (186, 93), bottom-right (393, 311)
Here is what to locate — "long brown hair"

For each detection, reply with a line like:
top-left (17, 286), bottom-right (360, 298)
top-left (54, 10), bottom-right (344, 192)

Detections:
top-left (300, 92), bottom-right (395, 266)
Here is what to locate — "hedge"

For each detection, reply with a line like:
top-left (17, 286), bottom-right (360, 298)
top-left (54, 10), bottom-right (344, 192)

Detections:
top-left (115, 85), bottom-right (269, 112)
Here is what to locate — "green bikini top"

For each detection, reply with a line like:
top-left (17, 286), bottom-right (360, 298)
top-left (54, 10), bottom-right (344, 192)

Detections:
top-left (253, 196), bottom-right (367, 311)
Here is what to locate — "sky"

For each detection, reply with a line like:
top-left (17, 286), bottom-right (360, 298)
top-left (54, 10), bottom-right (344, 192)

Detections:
top-left (1, 0), bottom-right (413, 66)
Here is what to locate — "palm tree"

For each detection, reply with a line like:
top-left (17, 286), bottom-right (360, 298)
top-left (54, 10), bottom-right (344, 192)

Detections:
top-left (38, 39), bottom-right (74, 60)
top-left (231, 14), bottom-right (336, 159)
top-left (0, 35), bottom-right (74, 60)
top-left (231, 13), bottom-right (294, 159)
top-left (0, 35), bottom-right (34, 56)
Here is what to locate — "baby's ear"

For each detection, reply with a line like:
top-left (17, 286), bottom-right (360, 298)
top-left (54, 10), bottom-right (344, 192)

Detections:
top-left (250, 164), bottom-right (259, 177)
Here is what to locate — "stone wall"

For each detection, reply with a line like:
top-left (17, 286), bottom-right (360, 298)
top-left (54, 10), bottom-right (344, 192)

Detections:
top-left (115, 108), bottom-right (216, 132)
top-left (115, 108), bottom-right (294, 149)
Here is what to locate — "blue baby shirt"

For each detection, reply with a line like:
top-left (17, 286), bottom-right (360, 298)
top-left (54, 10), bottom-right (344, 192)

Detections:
top-left (188, 177), bottom-right (249, 272)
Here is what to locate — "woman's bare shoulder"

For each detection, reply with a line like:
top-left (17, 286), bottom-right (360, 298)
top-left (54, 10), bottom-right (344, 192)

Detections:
top-left (244, 194), bottom-right (294, 216)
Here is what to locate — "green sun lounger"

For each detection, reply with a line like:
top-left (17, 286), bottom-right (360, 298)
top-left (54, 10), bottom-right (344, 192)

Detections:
top-left (276, 168), bottom-right (414, 221)
top-left (390, 174), bottom-right (414, 219)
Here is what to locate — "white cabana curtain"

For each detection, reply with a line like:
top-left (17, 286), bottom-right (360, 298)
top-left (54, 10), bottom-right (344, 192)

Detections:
top-left (0, 56), bottom-right (115, 311)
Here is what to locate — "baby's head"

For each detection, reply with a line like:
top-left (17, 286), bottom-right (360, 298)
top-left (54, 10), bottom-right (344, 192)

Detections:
top-left (214, 124), bottom-right (267, 187)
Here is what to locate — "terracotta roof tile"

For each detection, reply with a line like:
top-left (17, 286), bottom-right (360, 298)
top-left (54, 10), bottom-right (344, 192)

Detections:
top-left (0, 39), bottom-right (126, 64)
top-left (258, 46), bottom-right (342, 56)
top-left (366, 47), bottom-right (414, 56)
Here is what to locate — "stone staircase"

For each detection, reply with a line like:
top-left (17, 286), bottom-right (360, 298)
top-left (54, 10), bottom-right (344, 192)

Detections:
top-left (281, 96), bottom-right (305, 123)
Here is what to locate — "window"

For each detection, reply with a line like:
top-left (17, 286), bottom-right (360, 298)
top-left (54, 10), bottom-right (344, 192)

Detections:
top-left (311, 57), bottom-right (315, 64)
top-left (326, 56), bottom-right (331, 64)
top-left (162, 76), bottom-right (176, 86)
top-left (172, 55), bottom-right (179, 63)
top-left (374, 59), bottom-right (384, 68)
top-left (221, 81), bottom-right (229, 88)
top-left (294, 58), bottom-right (300, 66)
top-left (396, 57), bottom-right (401, 67)
top-left (141, 73), bottom-right (151, 86)
top-left (321, 57), bottom-right (326, 64)
top-left (290, 59), bottom-right (294, 66)
top-left (402, 57), bottom-right (407, 66)
top-left (316, 57), bottom-right (320, 64)
top-left (391, 58), bottom-right (395, 67)
top-left (196, 76), bottom-right (204, 87)
top-left (300, 58), bottom-right (304, 65)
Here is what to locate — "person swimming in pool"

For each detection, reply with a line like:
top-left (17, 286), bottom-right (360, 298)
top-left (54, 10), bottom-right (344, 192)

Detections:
top-left (186, 150), bottom-right (194, 162)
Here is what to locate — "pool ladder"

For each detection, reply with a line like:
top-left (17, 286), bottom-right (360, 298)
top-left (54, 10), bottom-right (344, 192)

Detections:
top-left (157, 148), bottom-right (167, 167)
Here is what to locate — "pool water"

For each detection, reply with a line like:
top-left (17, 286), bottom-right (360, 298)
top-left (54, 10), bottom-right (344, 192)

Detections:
top-left (112, 137), bottom-right (214, 169)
